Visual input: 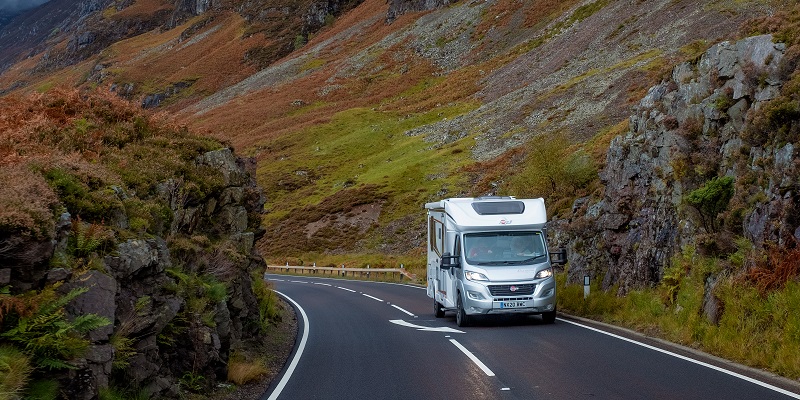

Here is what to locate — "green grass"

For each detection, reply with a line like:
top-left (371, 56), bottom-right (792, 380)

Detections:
top-left (256, 102), bottom-right (477, 239)
top-left (557, 246), bottom-right (800, 379)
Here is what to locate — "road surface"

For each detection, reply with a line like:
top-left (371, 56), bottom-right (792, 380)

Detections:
top-left (262, 274), bottom-right (800, 400)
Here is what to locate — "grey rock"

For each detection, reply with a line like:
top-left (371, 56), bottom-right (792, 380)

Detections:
top-left (63, 270), bottom-right (116, 341)
top-left (196, 148), bottom-right (248, 186)
top-left (0, 269), bottom-right (10, 285)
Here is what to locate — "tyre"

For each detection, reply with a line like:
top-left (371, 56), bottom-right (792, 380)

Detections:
top-left (541, 308), bottom-right (556, 324)
top-left (456, 295), bottom-right (471, 327)
top-left (434, 300), bottom-right (445, 318)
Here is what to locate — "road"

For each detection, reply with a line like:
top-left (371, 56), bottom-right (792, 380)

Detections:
top-left (262, 274), bottom-right (800, 400)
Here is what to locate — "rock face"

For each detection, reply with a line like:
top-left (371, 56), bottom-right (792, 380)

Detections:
top-left (386, 0), bottom-right (453, 22)
top-left (3, 148), bottom-right (266, 398)
top-left (559, 35), bottom-right (798, 294)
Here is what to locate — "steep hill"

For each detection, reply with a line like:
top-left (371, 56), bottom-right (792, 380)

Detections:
top-left (0, 0), bottom-right (794, 273)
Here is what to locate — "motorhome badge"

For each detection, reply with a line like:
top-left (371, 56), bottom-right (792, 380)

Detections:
top-left (499, 218), bottom-right (512, 225)
top-left (510, 286), bottom-right (518, 292)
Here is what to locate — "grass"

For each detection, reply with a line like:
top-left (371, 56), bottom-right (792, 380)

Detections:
top-left (227, 357), bottom-right (268, 385)
top-left (256, 102), bottom-right (478, 255)
top-left (0, 345), bottom-right (32, 399)
top-left (557, 245), bottom-right (800, 379)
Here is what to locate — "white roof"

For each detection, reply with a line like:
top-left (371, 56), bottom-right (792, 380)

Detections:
top-left (425, 197), bottom-right (547, 231)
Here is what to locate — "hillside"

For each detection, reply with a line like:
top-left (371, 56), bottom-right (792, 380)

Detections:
top-left (2, 0), bottom-right (800, 393)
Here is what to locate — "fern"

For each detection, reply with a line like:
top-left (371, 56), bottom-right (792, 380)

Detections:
top-left (1, 285), bottom-right (111, 370)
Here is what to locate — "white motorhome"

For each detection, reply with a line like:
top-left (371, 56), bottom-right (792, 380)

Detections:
top-left (425, 197), bottom-right (564, 326)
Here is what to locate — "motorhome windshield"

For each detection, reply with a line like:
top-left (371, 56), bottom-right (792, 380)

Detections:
top-left (464, 231), bottom-right (546, 266)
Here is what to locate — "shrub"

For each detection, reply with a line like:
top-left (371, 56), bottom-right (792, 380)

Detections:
top-left (685, 176), bottom-right (735, 233)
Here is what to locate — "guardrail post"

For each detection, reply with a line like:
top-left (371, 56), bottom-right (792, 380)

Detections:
top-left (313, 262), bottom-right (316, 274)
top-left (367, 264), bottom-right (370, 279)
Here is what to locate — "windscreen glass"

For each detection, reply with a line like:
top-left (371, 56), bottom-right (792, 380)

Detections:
top-left (464, 231), bottom-right (546, 266)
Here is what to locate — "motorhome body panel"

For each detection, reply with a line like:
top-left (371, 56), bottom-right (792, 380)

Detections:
top-left (426, 197), bottom-right (557, 322)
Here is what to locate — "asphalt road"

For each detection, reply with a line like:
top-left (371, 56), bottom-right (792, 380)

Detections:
top-left (261, 274), bottom-right (800, 400)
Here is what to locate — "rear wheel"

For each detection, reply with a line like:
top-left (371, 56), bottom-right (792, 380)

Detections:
top-left (456, 295), bottom-right (471, 327)
top-left (434, 299), bottom-right (445, 318)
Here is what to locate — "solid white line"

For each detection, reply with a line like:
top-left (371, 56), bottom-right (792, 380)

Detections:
top-left (391, 304), bottom-right (416, 317)
top-left (558, 318), bottom-right (800, 399)
top-left (268, 291), bottom-right (309, 400)
top-left (336, 286), bottom-right (356, 293)
top-left (450, 339), bottom-right (495, 377)
top-left (362, 293), bottom-right (384, 302)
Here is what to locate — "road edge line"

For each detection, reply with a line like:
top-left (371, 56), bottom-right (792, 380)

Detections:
top-left (263, 291), bottom-right (309, 400)
top-left (558, 318), bottom-right (800, 399)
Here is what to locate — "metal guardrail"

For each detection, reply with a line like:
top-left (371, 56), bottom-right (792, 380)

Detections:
top-left (265, 265), bottom-right (417, 281)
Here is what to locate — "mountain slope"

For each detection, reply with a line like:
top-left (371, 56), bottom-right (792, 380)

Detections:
top-left (0, 0), bottom-right (790, 260)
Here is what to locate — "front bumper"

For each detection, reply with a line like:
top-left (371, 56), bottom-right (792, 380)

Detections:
top-left (462, 277), bottom-right (556, 315)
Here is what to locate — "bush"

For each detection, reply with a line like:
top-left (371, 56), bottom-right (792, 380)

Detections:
top-left (685, 176), bottom-right (735, 233)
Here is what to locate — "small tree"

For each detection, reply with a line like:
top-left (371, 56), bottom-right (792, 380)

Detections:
top-left (686, 176), bottom-right (735, 233)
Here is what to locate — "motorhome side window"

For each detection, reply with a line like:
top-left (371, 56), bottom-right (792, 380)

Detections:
top-left (429, 216), bottom-right (444, 256)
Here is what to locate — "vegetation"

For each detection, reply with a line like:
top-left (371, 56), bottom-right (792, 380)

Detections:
top-left (685, 176), bottom-right (735, 233)
top-left (558, 241), bottom-right (800, 379)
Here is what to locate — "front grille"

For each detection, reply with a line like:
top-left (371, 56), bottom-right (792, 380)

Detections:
top-left (489, 284), bottom-right (535, 296)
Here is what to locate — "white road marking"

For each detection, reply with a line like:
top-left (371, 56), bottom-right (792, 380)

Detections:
top-left (450, 339), bottom-right (495, 377)
top-left (362, 293), bottom-right (384, 302)
top-left (501, 388), bottom-right (511, 391)
top-left (559, 318), bottom-right (800, 399)
top-left (269, 278), bottom-right (286, 282)
top-left (313, 282), bottom-right (331, 286)
top-left (289, 280), bottom-right (308, 284)
top-left (268, 291), bottom-right (309, 400)
top-left (391, 304), bottom-right (416, 317)
top-left (390, 319), bottom-right (464, 333)
top-left (336, 286), bottom-right (356, 293)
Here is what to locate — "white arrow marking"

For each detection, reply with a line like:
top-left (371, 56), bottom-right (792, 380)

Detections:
top-left (390, 319), bottom-right (465, 333)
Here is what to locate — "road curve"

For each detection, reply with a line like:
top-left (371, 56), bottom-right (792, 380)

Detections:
top-left (261, 274), bottom-right (800, 400)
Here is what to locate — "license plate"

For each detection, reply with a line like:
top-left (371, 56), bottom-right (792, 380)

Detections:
top-left (500, 301), bottom-right (526, 308)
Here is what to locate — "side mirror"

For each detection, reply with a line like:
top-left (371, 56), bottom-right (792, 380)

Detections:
top-left (549, 247), bottom-right (568, 266)
top-left (441, 252), bottom-right (460, 270)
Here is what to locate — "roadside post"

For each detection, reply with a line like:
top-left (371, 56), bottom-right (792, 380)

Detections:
top-left (584, 275), bottom-right (590, 299)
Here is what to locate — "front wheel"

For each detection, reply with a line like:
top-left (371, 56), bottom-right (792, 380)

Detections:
top-left (434, 300), bottom-right (445, 318)
top-left (541, 308), bottom-right (556, 324)
top-left (456, 295), bottom-right (471, 327)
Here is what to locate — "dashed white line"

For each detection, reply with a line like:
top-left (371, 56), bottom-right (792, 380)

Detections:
top-left (362, 293), bottom-right (384, 302)
top-left (289, 280), bottom-right (308, 284)
top-left (268, 291), bottom-right (309, 400)
top-left (449, 339), bottom-right (495, 377)
top-left (313, 282), bottom-right (332, 286)
top-left (336, 286), bottom-right (356, 293)
top-left (391, 304), bottom-right (416, 317)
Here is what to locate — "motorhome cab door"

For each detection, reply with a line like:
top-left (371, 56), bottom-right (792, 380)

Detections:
top-left (428, 212), bottom-right (457, 309)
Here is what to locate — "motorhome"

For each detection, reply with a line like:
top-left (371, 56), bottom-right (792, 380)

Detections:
top-left (425, 197), bottom-right (564, 326)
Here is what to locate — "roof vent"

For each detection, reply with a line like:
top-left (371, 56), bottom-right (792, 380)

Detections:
top-left (471, 201), bottom-right (525, 215)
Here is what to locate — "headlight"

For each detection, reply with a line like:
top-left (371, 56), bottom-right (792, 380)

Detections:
top-left (534, 267), bottom-right (553, 279)
top-left (465, 271), bottom-right (489, 281)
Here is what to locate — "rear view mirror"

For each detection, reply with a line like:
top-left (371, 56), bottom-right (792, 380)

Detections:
top-left (441, 252), bottom-right (460, 270)
top-left (549, 248), bottom-right (568, 266)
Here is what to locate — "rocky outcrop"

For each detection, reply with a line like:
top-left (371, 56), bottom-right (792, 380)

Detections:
top-left (386, 0), bottom-right (453, 23)
top-left (559, 34), bottom-right (798, 294)
top-left (3, 148), bottom-right (266, 399)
